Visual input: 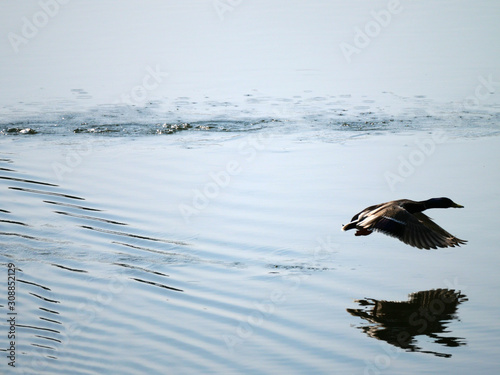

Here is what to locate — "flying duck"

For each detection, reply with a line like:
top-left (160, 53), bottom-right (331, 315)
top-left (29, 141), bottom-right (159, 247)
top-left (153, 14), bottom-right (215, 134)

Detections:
top-left (342, 198), bottom-right (467, 249)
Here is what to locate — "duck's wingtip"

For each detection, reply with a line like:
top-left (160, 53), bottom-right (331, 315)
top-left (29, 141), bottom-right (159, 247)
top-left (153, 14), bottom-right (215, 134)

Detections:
top-left (449, 238), bottom-right (467, 248)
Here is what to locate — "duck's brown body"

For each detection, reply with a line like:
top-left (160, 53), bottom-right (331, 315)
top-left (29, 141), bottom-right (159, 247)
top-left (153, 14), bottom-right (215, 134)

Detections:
top-left (342, 198), bottom-right (467, 249)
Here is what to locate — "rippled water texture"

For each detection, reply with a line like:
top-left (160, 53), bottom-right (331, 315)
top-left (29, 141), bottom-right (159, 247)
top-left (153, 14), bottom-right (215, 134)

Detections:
top-left (1, 94), bottom-right (499, 140)
top-left (1, 131), bottom-right (499, 374)
top-left (2, 0), bottom-right (500, 373)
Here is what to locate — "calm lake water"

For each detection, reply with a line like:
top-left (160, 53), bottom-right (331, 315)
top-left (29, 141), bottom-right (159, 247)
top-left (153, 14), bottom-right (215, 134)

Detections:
top-left (2, 1), bottom-right (500, 374)
top-left (1, 113), bottom-right (500, 374)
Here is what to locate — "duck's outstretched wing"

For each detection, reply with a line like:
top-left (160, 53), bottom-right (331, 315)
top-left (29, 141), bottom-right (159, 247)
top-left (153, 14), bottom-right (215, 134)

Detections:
top-left (348, 203), bottom-right (384, 222)
top-left (342, 202), bottom-right (391, 231)
top-left (412, 212), bottom-right (467, 248)
top-left (357, 207), bottom-right (467, 249)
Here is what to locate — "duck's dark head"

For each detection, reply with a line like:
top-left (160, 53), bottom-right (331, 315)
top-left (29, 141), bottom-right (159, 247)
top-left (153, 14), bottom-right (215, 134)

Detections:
top-left (426, 197), bottom-right (464, 209)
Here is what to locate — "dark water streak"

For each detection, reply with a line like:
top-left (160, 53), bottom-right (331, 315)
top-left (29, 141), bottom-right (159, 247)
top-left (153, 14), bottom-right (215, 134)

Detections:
top-left (0, 156), bottom-right (193, 370)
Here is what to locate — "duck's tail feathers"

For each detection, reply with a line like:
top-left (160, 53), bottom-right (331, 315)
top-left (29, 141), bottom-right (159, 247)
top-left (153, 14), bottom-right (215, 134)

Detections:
top-left (342, 222), bottom-right (357, 231)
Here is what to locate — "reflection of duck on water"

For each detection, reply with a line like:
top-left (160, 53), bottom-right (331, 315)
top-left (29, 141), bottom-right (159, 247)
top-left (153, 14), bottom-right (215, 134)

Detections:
top-left (347, 289), bottom-right (468, 358)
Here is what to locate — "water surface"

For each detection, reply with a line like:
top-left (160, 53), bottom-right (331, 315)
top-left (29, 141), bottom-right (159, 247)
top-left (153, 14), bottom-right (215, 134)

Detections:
top-left (1, 126), bottom-right (499, 374)
top-left (1, 1), bottom-right (500, 373)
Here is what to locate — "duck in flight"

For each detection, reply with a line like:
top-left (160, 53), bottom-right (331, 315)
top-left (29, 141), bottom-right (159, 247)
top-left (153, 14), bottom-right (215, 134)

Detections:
top-left (342, 198), bottom-right (467, 249)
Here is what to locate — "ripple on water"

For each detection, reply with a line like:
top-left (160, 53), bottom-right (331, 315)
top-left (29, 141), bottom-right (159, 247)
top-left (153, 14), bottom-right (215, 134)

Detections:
top-left (2, 132), bottom-right (497, 374)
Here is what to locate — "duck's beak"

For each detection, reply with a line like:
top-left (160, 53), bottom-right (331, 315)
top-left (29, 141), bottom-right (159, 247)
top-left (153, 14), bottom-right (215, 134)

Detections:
top-left (453, 203), bottom-right (464, 208)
